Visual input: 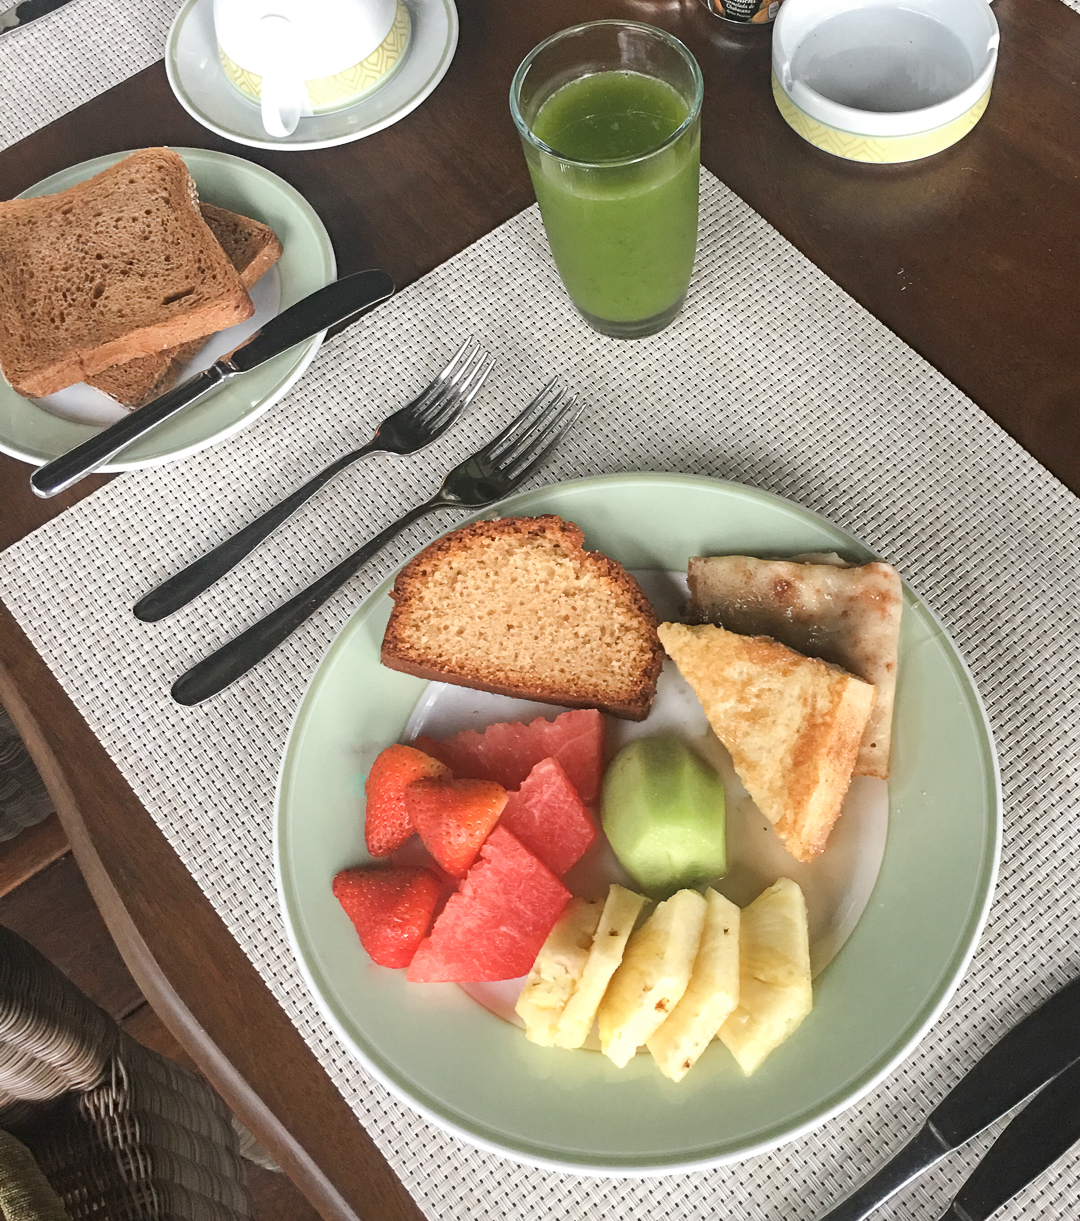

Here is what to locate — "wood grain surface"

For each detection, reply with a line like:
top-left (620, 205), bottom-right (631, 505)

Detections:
top-left (1, 0), bottom-right (1079, 1217)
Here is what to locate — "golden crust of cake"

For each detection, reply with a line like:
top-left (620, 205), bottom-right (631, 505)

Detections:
top-left (381, 515), bottom-right (664, 720)
top-left (657, 622), bottom-right (875, 862)
top-left (687, 555), bottom-right (902, 779)
top-left (0, 148), bottom-right (253, 397)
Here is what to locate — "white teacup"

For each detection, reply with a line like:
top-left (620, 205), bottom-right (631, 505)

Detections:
top-left (214, 0), bottom-right (407, 137)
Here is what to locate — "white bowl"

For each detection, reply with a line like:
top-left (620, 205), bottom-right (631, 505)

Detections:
top-left (772, 0), bottom-right (999, 162)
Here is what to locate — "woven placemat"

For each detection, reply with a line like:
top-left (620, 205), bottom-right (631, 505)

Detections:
top-left (2, 165), bottom-right (1080, 1217)
top-left (0, 0), bottom-right (174, 151)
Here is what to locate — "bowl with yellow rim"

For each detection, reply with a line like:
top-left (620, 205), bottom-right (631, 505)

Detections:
top-left (772, 0), bottom-right (998, 164)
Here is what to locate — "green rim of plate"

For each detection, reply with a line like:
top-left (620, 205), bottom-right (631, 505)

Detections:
top-left (276, 473), bottom-right (1001, 1173)
top-left (0, 147), bottom-right (335, 470)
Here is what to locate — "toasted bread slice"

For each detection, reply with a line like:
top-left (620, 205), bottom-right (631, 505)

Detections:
top-left (87, 204), bottom-right (282, 408)
top-left (657, 622), bottom-right (874, 862)
top-left (198, 203), bottom-right (283, 290)
top-left (381, 516), bottom-right (664, 721)
top-left (688, 556), bottom-right (902, 778)
top-left (84, 337), bottom-right (206, 410)
top-left (0, 148), bottom-right (253, 397)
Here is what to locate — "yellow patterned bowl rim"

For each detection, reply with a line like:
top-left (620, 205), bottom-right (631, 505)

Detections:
top-left (220, 0), bottom-right (412, 114)
top-left (771, 72), bottom-right (992, 164)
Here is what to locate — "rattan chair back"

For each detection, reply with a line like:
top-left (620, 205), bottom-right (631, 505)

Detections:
top-left (0, 927), bottom-right (252, 1221)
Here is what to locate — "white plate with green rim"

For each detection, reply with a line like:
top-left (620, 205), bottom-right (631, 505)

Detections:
top-left (276, 473), bottom-right (1001, 1173)
top-left (0, 148), bottom-right (335, 471)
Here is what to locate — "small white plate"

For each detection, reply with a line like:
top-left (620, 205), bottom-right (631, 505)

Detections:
top-left (166, 0), bottom-right (459, 152)
top-left (0, 148), bottom-right (335, 471)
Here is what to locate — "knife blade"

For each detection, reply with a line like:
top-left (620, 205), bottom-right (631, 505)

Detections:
top-left (813, 973), bottom-right (1080, 1221)
top-left (29, 268), bottom-right (395, 499)
top-left (0, 0), bottom-right (76, 38)
top-left (938, 1055), bottom-right (1080, 1221)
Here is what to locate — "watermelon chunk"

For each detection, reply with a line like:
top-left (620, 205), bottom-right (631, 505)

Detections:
top-left (413, 709), bottom-right (604, 804)
top-left (407, 827), bottom-right (570, 982)
top-left (499, 757), bottom-right (597, 877)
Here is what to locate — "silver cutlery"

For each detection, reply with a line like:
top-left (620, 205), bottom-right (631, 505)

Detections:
top-left (813, 973), bottom-right (1080, 1221)
top-left (170, 378), bottom-right (582, 706)
top-left (30, 268), bottom-right (395, 498)
top-left (936, 1056), bottom-right (1080, 1220)
top-left (134, 338), bottom-right (494, 622)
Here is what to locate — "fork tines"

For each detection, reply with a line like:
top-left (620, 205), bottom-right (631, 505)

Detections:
top-left (485, 379), bottom-right (582, 478)
top-left (416, 338), bottom-right (494, 431)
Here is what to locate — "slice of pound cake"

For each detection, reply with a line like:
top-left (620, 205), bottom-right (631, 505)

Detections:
top-left (381, 515), bottom-right (663, 720)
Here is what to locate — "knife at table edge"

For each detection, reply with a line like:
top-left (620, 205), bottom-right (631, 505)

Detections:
top-left (813, 973), bottom-right (1080, 1221)
top-left (29, 268), bottom-right (395, 499)
top-left (937, 1055), bottom-right (1080, 1221)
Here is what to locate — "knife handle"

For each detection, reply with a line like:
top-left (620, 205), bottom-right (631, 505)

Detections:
top-left (133, 443), bottom-right (377, 621)
top-left (938, 1058), bottom-right (1080, 1221)
top-left (169, 500), bottom-right (434, 705)
top-left (814, 1125), bottom-right (950, 1221)
top-left (30, 365), bottom-right (230, 498)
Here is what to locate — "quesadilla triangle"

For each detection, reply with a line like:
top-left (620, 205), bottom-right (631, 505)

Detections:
top-left (687, 555), bottom-right (902, 779)
top-left (657, 622), bottom-right (875, 863)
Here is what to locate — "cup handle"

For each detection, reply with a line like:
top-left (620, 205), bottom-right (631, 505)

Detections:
top-left (261, 72), bottom-right (307, 137)
top-left (257, 14), bottom-right (307, 137)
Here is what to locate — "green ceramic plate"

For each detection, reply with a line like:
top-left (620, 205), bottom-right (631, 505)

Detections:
top-left (276, 474), bottom-right (1000, 1173)
top-left (0, 148), bottom-right (335, 470)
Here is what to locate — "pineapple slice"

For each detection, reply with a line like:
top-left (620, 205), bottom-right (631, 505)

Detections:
top-left (597, 888), bottom-right (707, 1068)
top-left (646, 888), bottom-right (740, 1082)
top-left (717, 878), bottom-right (812, 1075)
top-left (553, 885), bottom-right (647, 1050)
top-left (516, 897), bottom-right (604, 1046)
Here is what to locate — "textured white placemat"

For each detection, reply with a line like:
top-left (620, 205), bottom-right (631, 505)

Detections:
top-left (0, 0), bottom-right (175, 152)
top-left (3, 167), bottom-right (1080, 1218)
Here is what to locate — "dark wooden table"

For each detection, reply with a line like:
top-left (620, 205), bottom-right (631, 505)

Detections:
top-left (2, 0), bottom-right (1079, 1216)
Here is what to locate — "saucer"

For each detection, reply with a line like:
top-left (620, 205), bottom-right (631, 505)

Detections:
top-left (166, 0), bottom-right (459, 151)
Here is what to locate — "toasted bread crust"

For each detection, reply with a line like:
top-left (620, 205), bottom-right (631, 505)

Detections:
top-left (658, 622), bottom-right (875, 861)
top-left (0, 148), bottom-right (253, 397)
top-left (197, 203), bottom-right (283, 292)
top-left (381, 515), bottom-right (663, 720)
top-left (87, 203), bottom-right (282, 408)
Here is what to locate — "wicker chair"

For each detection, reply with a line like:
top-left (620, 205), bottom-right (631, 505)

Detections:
top-left (0, 925), bottom-right (254, 1221)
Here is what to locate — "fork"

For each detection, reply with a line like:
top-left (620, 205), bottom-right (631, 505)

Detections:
top-left (170, 379), bottom-right (581, 706)
top-left (134, 338), bottom-right (494, 623)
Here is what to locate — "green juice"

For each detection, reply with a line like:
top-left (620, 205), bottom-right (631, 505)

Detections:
top-left (527, 71), bottom-right (700, 330)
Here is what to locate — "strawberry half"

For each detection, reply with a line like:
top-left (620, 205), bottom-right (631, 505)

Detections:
top-left (405, 777), bottom-right (508, 878)
top-left (332, 864), bottom-right (442, 969)
top-left (364, 744), bottom-right (451, 856)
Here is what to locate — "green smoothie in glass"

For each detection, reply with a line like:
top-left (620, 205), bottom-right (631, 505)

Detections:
top-left (511, 22), bottom-right (704, 339)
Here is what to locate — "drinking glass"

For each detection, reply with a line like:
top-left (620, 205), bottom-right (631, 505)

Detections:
top-left (510, 21), bottom-right (703, 340)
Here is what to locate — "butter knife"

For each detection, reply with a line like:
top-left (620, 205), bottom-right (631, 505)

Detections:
top-left (813, 973), bottom-right (1080, 1221)
top-left (938, 1056), bottom-right (1080, 1221)
top-left (30, 268), bottom-right (395, 498)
